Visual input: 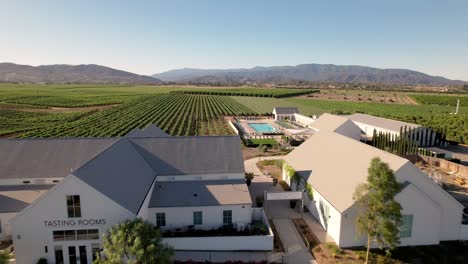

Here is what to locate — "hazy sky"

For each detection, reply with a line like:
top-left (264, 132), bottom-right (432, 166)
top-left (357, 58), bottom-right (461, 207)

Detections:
top-left (1, 0), bottom-right (467, 80)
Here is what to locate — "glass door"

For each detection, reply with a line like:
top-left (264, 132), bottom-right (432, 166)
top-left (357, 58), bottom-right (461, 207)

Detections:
top-left (54, 246), bottom-right (64, 264)
top-left (79, 246), bottom-right (88, 264)
top-left (68, 246), bottom-right (77, 264)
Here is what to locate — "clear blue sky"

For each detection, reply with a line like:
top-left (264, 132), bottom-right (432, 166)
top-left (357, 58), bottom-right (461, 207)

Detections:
top-left (1, 0), bottom-right (467, 80)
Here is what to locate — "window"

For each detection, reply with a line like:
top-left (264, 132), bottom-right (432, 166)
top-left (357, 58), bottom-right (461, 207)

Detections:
top-left (193, 211), bottom-right (203, 225)
top-left (400, 215), bottom-right (413, 238)
top-left (53, 229), bottom-right (99, 241)
top-left (223, 210), bottom-right (232, 225)
top-left (156, 213), bottom-right (166, 227)
top-left (66, 195), bottom-right (81, 218)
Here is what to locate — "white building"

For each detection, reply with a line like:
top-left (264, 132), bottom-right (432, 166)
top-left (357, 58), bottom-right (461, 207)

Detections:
top-left (0, 125), bottom-right (272, 264)
top-left (346, 113), bottom-right (440, 147)
top-left (272, 107), bottom-right (299, 121)
top-left (282, 115), bottom-right (468, 248)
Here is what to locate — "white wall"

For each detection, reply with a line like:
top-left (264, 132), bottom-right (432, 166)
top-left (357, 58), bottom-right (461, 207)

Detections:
top-left (0, 177), bottom-right (62, 186)
top-left (12, 175), bottom-right (135, 264)
top-left (155, 173), bottom-right (244, 182)
top-left (305, 187), bottom-right (342, 246)
top-left (294, 113), bottom-right (316, 127)
top-left (148, 204), bottom-right (252, 231)
top-left (163, 235), bottom-right (273, 251)
top-left (0, 212), bottom-right (16, 241)
top-left (396, 163), bottom-right (464, 241)
top-left (136, 178), bottom-right (157, 220)
top-left (459, 225), bottom-right (468, 240)
top-left (339, 183), bottom-right (442, 248)
top-left (396, 184), bottom-right (441, 246)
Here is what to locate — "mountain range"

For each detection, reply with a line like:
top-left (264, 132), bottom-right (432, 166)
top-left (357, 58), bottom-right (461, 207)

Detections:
top-left (0, 62), bottom-right (465, 86)
top-left (0, 63), bottom-right (162, 85)
top-left (153, 64), bottom-right (466, 86)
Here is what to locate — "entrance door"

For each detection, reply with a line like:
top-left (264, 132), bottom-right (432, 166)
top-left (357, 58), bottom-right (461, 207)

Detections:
top-left (68, 246), bottom-right (77, 264)
top-left (79, 246), bottom-right (88, 264)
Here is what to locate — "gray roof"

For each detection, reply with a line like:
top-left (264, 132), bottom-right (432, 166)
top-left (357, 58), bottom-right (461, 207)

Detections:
top-left (129, 136), bottom-right (244, 175)
top-left (72, 136), bottom-right (244, 213)
top-left (273, 107), bottom-right (299, 115)
top-left (347, 113), bottom-right (421, 132)
top-left (0, 184), bottom-right (54, 213)
top-left (149, 179), bottom-right (252, 207)
top-left (126, 124), bottom-right (169, 137)
top-left (0, 138), bottom-right (118, 179)
top-left (0, 133), bottom-right (245, 214)
top-left (73, 139), bottom-right (157, 214)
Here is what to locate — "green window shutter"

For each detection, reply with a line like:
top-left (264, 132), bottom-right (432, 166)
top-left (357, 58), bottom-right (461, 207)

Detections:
top-left (193, 211), bottom-right (203, 225)
top-left (156, 213), bottom-right (166, 227)
top-left (400, 214), bottom-right (413, 238)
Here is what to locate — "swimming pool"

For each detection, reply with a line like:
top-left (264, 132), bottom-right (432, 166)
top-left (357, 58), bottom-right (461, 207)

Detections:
top-left (248, 123), bottom-right (277, 133)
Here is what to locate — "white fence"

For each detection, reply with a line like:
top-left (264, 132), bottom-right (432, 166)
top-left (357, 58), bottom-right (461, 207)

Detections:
top-left (163, 208), bottom-right (273, 251)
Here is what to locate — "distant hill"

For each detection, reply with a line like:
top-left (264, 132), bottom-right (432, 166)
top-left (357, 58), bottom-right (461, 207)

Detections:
top-left (0, 63), bottom-right (162, 85)
top-left (153, 64), bottom-right (466, 86)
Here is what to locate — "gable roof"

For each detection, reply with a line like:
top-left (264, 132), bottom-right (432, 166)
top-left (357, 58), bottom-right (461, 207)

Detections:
top-left (129, 136), bottom-right (244, 175)
top-left (126, 124), bottom-right (169, 137)
top-left (0, 184), bottom-right (54, 213)
top-left (310, 113), bottom-right (361, 139)
top-left (284, 131), bottom-right (408, 212)
top-left (149, 179), bottom-right (251, 207)
top-left (72, 138), bottom-right (157, 214)
top-left (273, 107), bottom-right (299, 115)
top-left (347, 113), bottom-right (421, 132)
top-left (0, 138), bottom-right (118, 179)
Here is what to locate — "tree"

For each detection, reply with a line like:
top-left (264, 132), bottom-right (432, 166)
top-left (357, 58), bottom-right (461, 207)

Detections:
top-left (94, 218), bottom-right (173, 264)
top-left (0, 251), bottom-right (10, 264)
top-left (353, 158), bottom-right (403, 264)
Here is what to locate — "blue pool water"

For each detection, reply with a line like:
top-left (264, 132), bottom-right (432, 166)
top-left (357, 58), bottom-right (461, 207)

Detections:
top-left (249, 123), bottom-right (277, 133)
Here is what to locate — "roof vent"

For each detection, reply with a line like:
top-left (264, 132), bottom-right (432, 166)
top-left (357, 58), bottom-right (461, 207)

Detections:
top-left (193, 193), bottom-right (198, 197)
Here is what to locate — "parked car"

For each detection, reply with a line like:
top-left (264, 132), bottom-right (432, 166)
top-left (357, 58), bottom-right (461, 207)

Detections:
top-left (263, 170), bottom-right (270, 176)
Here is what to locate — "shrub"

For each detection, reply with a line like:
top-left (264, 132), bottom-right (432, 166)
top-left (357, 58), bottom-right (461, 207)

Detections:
top-left (37, 258), bottom-right (48, 264)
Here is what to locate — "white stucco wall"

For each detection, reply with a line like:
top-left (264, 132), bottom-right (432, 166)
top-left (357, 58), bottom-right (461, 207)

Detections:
top-left (396, 163), bottom-right (464, 241)
top-left (163, 235), bottom-right (273, 251)
top-left (339, 183), bottom-right (442, 248)
top-left (0, 212), bottom-right (16, 241)
top-left (148, 204), bottom-right (252, 231)
top-left (12, 175), bottom-right (135, 264)
top-left (294, 113), bottom-right (316, 127)
top-left (305, 187), bottom-right (342, 246)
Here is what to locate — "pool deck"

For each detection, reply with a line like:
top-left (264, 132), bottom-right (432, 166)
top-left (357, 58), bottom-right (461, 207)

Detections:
top-left (238, 118), bottom-right (283, 135)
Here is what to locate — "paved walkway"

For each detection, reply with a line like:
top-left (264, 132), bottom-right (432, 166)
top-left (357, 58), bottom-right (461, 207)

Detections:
top-left (273, 218), bottom-right (316, 264)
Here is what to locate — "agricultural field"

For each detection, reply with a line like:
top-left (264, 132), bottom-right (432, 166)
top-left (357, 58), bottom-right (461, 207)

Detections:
top-left (235, 96), bottom-right (468, 144)
top-left (0, 84), bottom-right (467, 144)
top-left (304, 89), bottom-right (418, 104)
top-left (20, 94), bottom-right (254, 137)
top-left (410, 93), bottom-right (467, 107)
top-left (171, 87), bottom-right (318, 98)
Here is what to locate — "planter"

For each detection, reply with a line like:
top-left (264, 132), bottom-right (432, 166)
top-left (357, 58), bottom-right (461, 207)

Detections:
top-left (273, 178), bottom-right (278, 186)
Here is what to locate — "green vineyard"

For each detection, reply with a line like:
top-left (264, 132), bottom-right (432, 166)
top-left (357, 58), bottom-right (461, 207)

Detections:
top-left (21, 94), bottom-right (254, 137)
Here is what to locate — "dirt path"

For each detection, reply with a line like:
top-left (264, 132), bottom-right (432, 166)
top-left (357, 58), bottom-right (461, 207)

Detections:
top-left (0, 104), bottom-right (118, 113)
